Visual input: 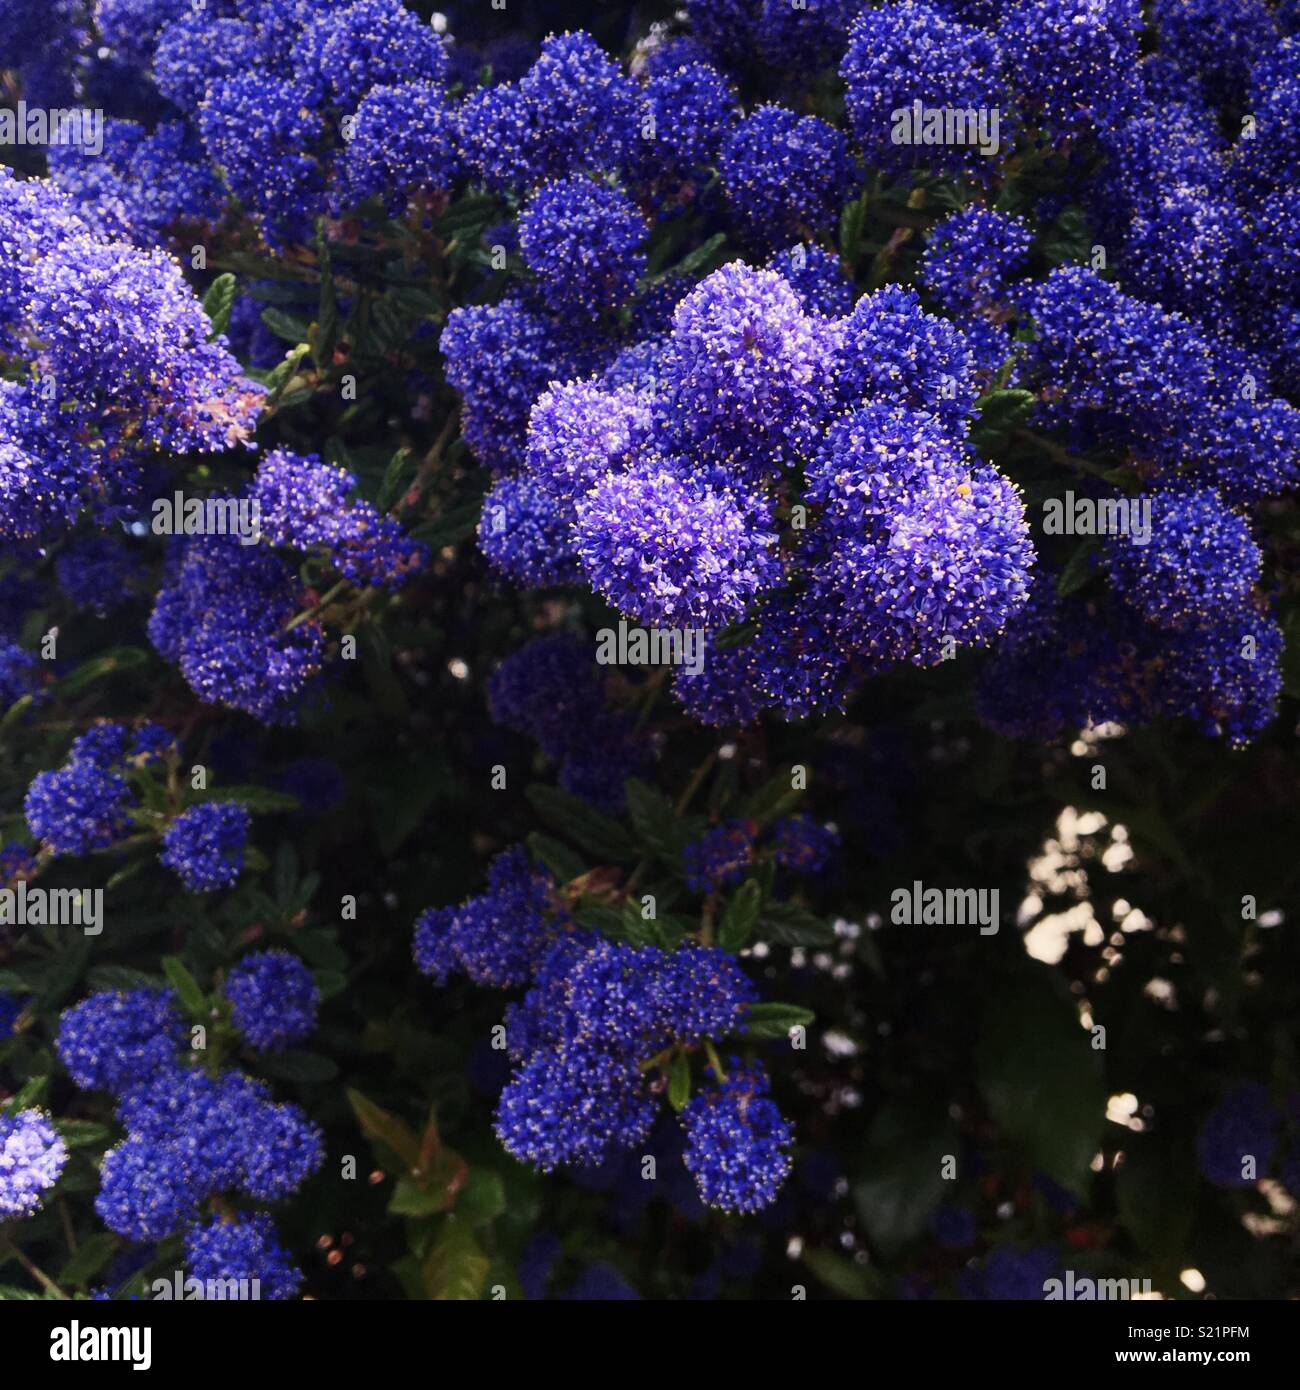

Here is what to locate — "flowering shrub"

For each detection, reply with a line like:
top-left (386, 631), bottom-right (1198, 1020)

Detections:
top-left (0, 0), bottom-right (1298, 1305)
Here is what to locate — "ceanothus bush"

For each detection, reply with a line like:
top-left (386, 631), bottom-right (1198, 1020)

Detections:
top-left (0, 0), bottom-right (1296, 1313)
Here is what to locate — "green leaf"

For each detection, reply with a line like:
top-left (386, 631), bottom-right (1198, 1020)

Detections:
top-left (258, 1049), bottom-right (340, 1084)
top-left (274, 840), bottom-right (298, 908)
top-left (0, 692), bottom-right (34, 732)
top-left (525, 833), bottom-right (587, 885)
top-left (525, 785), bottom-right (634, 863)
top-left (741, 1000), bottom-right (815, 1040)
top-left (366, 753), bottom-right (449, 856)
top-left (436, 191), bottom-right (500, 235)
top-left (803, 1247), bottom-right (883, 1300)
top-left (422, 1222), bottom-right (489, 1301)
top-left (265, 343), bottom-right (310, 405)
top-left (260, 306), bottom-right (312, 344)
top-left (311, 226), bottom-right (338, 371)
top-left (624, 778), bottom-right (678, 858)
top-left (719, 879), bottom-right (762, 952)
top-left (648, 910), bottom-right (693, 951)
top-left (970, 387), bottom-right (1036, 454)
top-left (58, 647), bottom-right (149, 696)
top-left (650, 231), bottom-right (727, 286)
top-left (377, 450), bottom-right (415, 513)
top-left (389, 1175), bottom-right (450, 1218)
top-left (840, 192), bottom-right (869, 264)
top-left (1116, 1135), bottom-right (1196, 1265)
top-left (408, 500), bottom-right (482, 551)
top-left (574, 902), bottom-right (627, 940)
top-left (347, 1088), bottom-right (421, 1171)
top-left (190, 784), bottom-right (300, 814)
top-left (756, 900), bottom-right (836, 947)
top-left (58, 1232), bottom-right (118, 1289)
top-left (315, 969), bottom-right (348, 1002)
top-left (742, 769), bottom-right (804, 827)
top-left (161, 956), bottom-right (208, 1019)
top-left (975, 965), bottom-right (1106, 1197)
top-left (1056, 537), bottom-right (1101, 598)
top-left (203, 273), bottom-right (237, 340)
top-left (667, 1053), bottom-right (691, 1112)
top-left (455, 1169), bottom-right (506, 1228)
top-left (54, 1120), bottom-right (112, 1149)
top-left (1, 1074), bottom-right (48, 1114)
top-left (88, 965), bottom-right (166, 993)
top-left (34, 937), bottom-right (92, 1012)
top-left (852, 1102), bottom-right (957, 1258)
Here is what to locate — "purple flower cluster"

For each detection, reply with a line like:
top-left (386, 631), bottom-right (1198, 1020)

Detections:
top-left (25, 755), bottom-right (133, 856)
top-left (413, 852), bottom-right (781, 1206)
top-left (920, 206), bottom-right (1033, 319)
top-left (681, 1061), bottom-right (794, 1213)
top-left (518, 177), bottom-right (648, 320)
top-left (486, 634), bottom-right (651, 812)
top-left (413, 846), bottom-right (561, 988)
top-left (683, 820), bottom-right (755, 892)
top-left (1020, 267), bottom-right (1300, 503)
top-left (56, 985), bottom-right (322, 1277)
top-left (459, 32), bottom-right (640, 194)
top-left (498, 263), bottom-right (1033, 721)
top-left (184, 1211), bottom-right (304, 1300)
top-left (148, 538), bottom-right (325, 724)
top-left (0, 1108), bottom-right (69, 1217)
top-left (719, 105), bottom-right (855, 252)
top-left (223, 949), bottom-right (321, 1052)
top-left (840, 2), bottom-right (1009, 180)
top-left (341, 80), bottom-right (459, 213)
top-left (160, 802), bottom-right (250, 893)
top-left (248, 449), bottom-right (425, 589)
top-left (976, 571), bottom-right (1284, 749)
top-left (0, 170), bottom-right (259, 543)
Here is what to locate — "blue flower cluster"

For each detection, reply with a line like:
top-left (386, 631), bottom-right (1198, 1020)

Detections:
top-left (412, 761), bottom-right (861, 1211)
top-left (249, 449), bottom-right (425, 589)
top-left (680, 1061), bottom-right (794, 1213)
top-left (494, 263), bottom-right (1033, 721)
top-left (0, 1108), bottom-right (69, 1217)
top-left (683, 820), bottom-right (755, 893)
top-left (1195, 1083), bottom-right (1300, 1188)
top-left (148, 538), bottom-right (325, 724)
top-left (486, 635), bottom-right (651, 812)
top-left (160, 802), bottom-right (250, 893)
top-left (0, 170), bottom-right (259, 542)
top-left (223, 949), bottom-right (321, 1052)
top-left (495, 940), bottom-right (765, 1198)
top-left (56, 985), bottom-right (322, 1288)
top-left (25, 743), bottom-right (134, 856)
top-left (413, 846), bottom-right (561, 988)
top-left (414, 849), bottom-right (793, 1210)
top-left (518, 177), bottom-right (648, 320)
